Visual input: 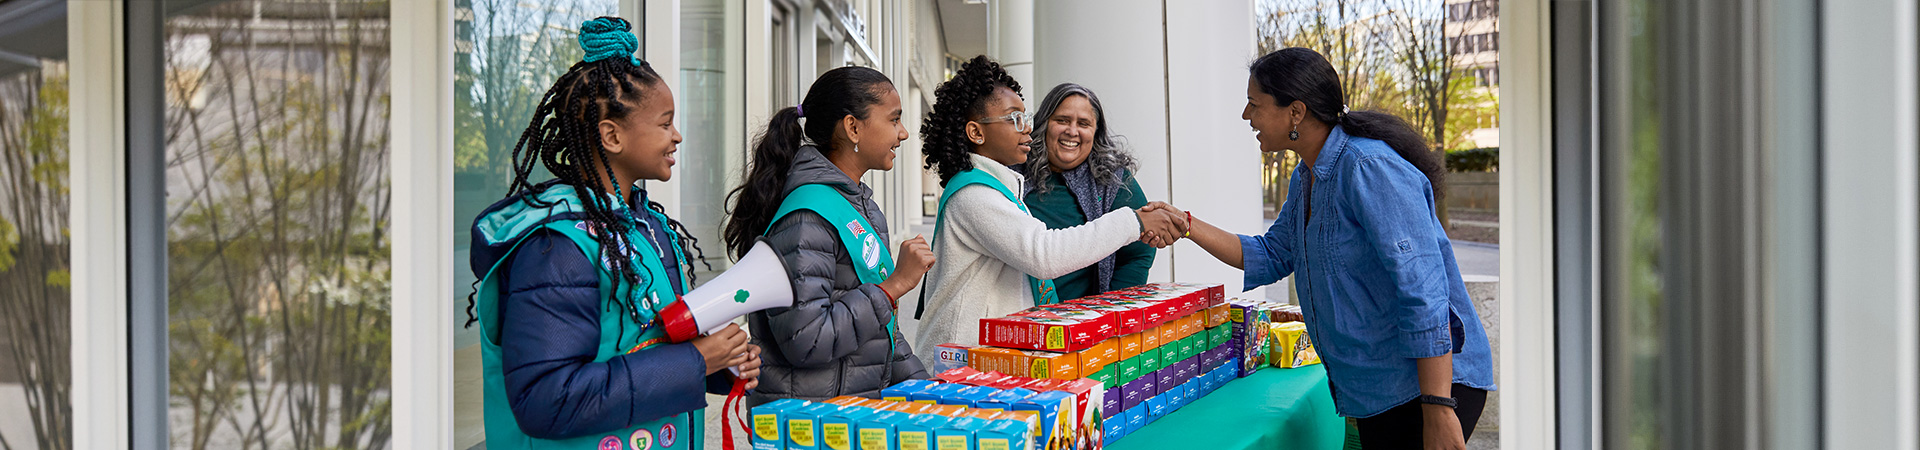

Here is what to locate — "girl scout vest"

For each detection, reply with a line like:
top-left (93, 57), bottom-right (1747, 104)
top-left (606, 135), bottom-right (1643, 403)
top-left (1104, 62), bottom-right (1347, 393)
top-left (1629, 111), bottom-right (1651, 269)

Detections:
top-left (766, 184), bottom-right (905, 363)
top-left (914, 168), bottom-right (1061, 320)
top-left (475, 205), bottom-right (700, 450)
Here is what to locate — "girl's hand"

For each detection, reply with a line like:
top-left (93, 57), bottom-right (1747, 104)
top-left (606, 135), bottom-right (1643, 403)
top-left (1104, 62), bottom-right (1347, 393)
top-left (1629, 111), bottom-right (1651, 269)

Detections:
top-left (1135, 207), bottom-right (1187, 248)
top-left (879, 235), bottom-right (936, 306)
top-left (735, 344), bottom-right (762, 390)
top-left (691, 323), bottom-right (751, 375)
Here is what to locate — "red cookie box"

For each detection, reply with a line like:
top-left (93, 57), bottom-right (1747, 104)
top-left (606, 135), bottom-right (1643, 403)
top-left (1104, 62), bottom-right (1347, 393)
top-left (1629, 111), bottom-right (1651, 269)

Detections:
top-left (980, 314), bottom-right (1111, 352)
top-left (1120, 282), bottom-right (1224, 316)
top-left (1014, 305), bottom-right (1121, 339)
top-left (1059, 298), bottom-right (1150, 335)
top-left (1108, 288), bottom-right (1201, 319)
top-left (938, 366), bottom-right (984, 383)
top-left (1082, 295), bottom-right (1178, 329)
top-left (1050, 378), bottom-right (1108, 450)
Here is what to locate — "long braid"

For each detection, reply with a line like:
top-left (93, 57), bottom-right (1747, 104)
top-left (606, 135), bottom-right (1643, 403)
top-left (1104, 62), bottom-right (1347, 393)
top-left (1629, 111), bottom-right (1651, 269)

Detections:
top-left (466, 16), bottom-right (708, 328)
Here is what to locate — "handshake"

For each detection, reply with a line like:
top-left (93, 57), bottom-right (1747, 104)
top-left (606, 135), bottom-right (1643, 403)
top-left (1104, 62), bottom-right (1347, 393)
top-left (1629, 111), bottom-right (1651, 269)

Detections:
top-left (1133, 201), bottom-right (1188, 248)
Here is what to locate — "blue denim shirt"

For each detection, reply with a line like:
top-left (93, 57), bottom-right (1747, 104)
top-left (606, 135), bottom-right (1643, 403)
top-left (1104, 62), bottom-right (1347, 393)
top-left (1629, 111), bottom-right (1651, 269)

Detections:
top-left (1239, 125), bottom-right (1497, 418)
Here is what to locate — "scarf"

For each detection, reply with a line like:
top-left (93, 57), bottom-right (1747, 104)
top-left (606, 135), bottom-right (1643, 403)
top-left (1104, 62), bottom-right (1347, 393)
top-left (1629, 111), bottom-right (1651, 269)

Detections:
top-left (1060, 163), bottom-right (1124, 292)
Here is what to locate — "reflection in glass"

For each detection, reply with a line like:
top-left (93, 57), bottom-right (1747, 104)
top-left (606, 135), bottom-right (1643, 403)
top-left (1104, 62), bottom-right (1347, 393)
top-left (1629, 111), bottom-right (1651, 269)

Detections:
top-left (451, 1), bottom-right (618, 447)
top-left (163, 2), bottom-right (392, 448)
top-left (0, 1), bottom-right (72, 448)
top-left (681, 0), bottom-right (731, 278)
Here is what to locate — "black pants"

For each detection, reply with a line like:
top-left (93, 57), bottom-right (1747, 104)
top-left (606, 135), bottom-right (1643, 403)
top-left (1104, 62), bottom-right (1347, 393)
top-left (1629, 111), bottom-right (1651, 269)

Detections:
top-left (1353, 383), bottom-right (1488, 449)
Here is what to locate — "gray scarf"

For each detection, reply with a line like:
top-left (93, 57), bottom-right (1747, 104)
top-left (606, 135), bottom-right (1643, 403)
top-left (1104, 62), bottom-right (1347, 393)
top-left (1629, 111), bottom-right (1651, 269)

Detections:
top-left (1059, 163), bottom-right (1124, 292)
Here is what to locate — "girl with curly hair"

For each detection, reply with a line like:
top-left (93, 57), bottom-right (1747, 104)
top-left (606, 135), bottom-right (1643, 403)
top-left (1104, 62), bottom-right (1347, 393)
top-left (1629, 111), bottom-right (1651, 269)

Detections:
top-left (465, 17), bottom-right (759, 449)
top-left (723, 65), bottom-right (933, 406)
top-left (1013, 82), bottom-right (1156, 300)
top-left (910, 56), bottom-right (1185, 359)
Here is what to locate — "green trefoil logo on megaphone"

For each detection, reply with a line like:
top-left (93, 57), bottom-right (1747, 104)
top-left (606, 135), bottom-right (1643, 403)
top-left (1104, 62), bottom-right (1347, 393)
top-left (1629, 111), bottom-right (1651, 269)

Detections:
top-left (734, 289), bottom-right (750, 303)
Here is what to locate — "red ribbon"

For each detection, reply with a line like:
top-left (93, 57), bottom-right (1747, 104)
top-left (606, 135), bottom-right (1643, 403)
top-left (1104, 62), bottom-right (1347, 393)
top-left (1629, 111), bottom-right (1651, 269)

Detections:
top-left (720, 376), bottom-right (750, 450)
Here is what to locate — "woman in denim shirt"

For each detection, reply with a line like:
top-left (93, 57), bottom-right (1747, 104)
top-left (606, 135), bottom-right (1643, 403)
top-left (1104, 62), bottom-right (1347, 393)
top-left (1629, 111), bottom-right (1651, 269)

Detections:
top-left (1146, 48), bottom-right (1496, 449)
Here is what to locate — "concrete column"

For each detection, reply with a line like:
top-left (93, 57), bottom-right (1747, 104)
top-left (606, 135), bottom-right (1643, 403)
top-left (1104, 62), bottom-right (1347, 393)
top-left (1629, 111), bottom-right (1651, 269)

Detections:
top-left (990, 0), bottom-right (1035, 91)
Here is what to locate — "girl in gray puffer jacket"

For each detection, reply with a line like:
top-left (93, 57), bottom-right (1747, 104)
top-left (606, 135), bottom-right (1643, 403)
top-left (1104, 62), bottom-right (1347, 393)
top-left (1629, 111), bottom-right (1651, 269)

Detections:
top-left (723, 66), bottom-right (935, 405)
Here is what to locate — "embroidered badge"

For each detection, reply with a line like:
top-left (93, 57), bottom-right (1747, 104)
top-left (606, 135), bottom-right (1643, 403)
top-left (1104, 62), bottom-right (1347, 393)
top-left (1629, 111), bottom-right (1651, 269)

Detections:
top-left (659, 423), bottom-right (677, 448)
top-left (846, 220), bottom-right (868, 236)
top-left (600, 435), bottom-right (626, 450)
top-left (861, 233), bottom-right (882, 270)
top-left (627, 428), bottom-right (653, 449)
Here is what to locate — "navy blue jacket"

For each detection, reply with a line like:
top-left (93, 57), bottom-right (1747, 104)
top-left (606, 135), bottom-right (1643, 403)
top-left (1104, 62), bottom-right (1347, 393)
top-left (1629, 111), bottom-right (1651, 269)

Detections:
top-left (470, 182), bottom-right (731, 440)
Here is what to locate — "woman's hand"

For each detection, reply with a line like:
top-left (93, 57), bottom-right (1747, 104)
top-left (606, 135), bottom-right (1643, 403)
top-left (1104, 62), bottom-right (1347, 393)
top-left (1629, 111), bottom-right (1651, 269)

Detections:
top-left (1422, 405), bottom-right (1467, 450)
top-left (879, 235), bottom-right (936, 307)
top-left (691, 323), bottom-right (752, 376)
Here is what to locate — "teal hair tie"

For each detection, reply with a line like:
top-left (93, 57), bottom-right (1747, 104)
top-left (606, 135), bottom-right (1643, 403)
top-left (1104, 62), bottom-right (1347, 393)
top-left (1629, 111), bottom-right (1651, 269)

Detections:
top-left (579, 17), bottom-right (644, 67)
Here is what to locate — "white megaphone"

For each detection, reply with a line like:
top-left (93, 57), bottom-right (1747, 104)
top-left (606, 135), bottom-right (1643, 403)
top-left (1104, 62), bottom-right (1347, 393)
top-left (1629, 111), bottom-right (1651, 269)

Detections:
top-left (657, 238), bottom-right (795, 344)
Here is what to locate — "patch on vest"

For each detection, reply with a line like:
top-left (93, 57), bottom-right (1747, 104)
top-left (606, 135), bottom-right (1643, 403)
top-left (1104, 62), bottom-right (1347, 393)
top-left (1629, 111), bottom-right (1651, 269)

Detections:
top-left (602, 434), bottom-right (628, 450)
top-left (846, 220), bottom-right (868, 236)
top-left (629, 427), bottom-right (654, 449)
top-left (658, 423), bottom-right (677, 448)
top-left (862, 233), bottom-right (882, 271)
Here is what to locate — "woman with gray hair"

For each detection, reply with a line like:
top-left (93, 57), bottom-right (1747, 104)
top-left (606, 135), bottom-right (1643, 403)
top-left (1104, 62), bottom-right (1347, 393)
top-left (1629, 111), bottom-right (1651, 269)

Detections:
top-left (1012, 82), bottom-right (1157, 299)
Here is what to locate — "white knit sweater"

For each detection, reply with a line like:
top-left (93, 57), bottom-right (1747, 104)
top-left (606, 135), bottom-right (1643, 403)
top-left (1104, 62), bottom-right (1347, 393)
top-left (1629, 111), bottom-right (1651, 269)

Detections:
top-left (911, 154), bottom-right (1144, 366)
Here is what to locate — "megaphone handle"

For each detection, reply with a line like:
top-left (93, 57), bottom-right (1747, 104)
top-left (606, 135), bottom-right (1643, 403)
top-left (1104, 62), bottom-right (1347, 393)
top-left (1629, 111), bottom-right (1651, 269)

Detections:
top-left (698, 325), bottom-right (754, 377)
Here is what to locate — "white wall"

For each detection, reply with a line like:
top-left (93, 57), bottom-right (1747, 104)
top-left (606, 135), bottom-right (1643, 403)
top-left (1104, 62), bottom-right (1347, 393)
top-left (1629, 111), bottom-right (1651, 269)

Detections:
top-left (1034, 0), bottom-right (1261, 295)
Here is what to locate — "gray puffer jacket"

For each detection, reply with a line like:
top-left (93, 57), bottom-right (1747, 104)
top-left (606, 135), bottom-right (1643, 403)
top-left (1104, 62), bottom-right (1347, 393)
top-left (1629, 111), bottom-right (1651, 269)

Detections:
top-left (746, 146), bottom-right (929, 405)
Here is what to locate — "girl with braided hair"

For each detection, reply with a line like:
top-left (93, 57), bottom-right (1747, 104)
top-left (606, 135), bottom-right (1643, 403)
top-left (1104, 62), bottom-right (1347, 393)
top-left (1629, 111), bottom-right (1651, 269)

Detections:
top-left (466, 17), bottom-right (759, 449)
top-left (910, 55), bottom-right (1187, 361)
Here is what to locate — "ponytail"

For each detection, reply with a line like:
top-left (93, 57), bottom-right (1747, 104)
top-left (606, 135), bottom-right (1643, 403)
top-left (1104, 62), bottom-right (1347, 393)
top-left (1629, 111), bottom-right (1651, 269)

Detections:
top-left (723, 106), bottom-right (806, 258)
top-left (1251, 47), bottom-right (1446, 198)
top-left (1339, 111), bottom-right (1446, 200)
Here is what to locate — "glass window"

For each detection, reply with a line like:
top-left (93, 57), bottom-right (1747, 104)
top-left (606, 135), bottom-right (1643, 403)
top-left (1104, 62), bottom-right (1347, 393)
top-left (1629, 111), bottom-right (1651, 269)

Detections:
top-left (451, 0), bottom-right (618, 447)
top-left (162, 2), bottom-right (392, 448)
top-left (0, 1), bottom-right (71, 448)
top-left (680, 0), bottom-right (735, 277)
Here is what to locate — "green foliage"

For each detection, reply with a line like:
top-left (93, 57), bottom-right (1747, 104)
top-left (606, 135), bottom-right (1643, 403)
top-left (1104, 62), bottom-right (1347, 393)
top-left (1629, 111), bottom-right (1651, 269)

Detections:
top-left (1, 58), bottom-right (74, 450)
top-left (1442, 74), bottom-right (1498, 151)
top-left (0, 219), bottom-right (15, 272)
top-left (1446, 147), bottom-right (1498, 172)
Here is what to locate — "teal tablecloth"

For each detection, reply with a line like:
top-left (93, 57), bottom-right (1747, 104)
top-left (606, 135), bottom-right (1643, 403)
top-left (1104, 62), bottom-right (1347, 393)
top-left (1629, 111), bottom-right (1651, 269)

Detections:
top-left (1107, 366), bottom-right (1345, 450)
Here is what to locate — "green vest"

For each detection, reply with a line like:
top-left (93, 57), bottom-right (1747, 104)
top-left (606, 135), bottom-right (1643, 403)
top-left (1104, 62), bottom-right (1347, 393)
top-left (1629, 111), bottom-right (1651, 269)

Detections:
top-left (767, 184), bottom-right (903, 359)
top-left (476, 208), bottom-right (701, 450)
top-left (915, 168), bottom-right (1060, 320)
top-left (767, 184), bottom-right (894, 284)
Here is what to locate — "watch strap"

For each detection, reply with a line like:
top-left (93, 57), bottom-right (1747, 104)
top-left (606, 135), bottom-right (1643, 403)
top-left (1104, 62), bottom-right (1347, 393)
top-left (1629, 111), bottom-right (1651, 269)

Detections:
top-left (1419, 394), bottom-right (1458, 409)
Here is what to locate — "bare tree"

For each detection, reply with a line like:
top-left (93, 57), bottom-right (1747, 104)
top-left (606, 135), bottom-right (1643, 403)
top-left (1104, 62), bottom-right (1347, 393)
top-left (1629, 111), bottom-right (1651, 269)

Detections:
top-left (1255, 0), bottom-right (1400, 216)
top-left (163, 2), bottom-right (392, 449)
top-left (0, 61), bottom-right (74, 450)
top-left (1387, 0), bottom-right (1472, 225)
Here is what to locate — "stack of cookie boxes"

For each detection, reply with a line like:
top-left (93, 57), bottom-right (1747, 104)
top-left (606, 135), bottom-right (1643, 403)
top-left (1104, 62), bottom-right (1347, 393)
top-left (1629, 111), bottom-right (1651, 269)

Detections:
top-left (954, 282), bottom-right (1241, 444)
top-left (1227, 299), bottom-right (1315, 373)
top-left (748, 369), bottom-right (1103, 450)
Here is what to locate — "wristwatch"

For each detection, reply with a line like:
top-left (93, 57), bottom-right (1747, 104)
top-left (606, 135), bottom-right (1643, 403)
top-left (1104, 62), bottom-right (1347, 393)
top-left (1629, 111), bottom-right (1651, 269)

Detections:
top-left (1419, 394), bottom-right (1458, 409)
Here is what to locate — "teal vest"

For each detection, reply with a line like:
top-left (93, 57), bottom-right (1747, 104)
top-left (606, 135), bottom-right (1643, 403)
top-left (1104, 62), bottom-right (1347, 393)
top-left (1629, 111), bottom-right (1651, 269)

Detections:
top-left (767, 184), bottom-right (903, 360)
top-left (915, 168), bottom-right (1060, 320)
top-left (767, 184), bottom-right (894, 284)
top-left (476, 207), bottom-right (701, 450)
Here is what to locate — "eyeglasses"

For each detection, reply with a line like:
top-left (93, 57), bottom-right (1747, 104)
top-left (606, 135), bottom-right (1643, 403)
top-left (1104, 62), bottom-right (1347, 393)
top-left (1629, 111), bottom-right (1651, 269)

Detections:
top-left (973, 111), bottom-right (1033, 133)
